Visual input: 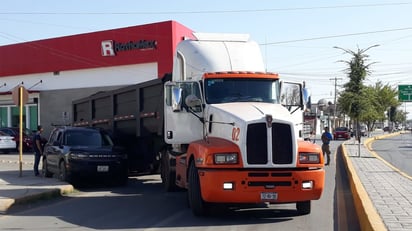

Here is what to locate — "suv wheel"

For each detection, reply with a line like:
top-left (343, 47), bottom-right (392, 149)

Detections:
top-left (42, 158), bottom-right (53, 178)
top-left (59, 161), bottom-right (70, 182)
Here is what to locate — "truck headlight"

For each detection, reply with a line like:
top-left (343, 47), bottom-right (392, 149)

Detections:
top-left (214, 153), bottom-right (238, 164)
top-left (299, 153), bottom-right (320, 164)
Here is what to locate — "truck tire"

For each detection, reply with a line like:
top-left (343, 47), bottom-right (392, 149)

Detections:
top-left (188, 161), bottom-right (208, 216)
top-left (160, 150), bottom-right (177, 192)
top-left (149, 151), bottom-right (161, 174)
top-left (296, 200), bottom-right (311, 215)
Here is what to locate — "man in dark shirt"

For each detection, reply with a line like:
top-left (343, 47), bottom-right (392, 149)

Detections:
top-left (321, 127), bottom-right (333, 166)
top-left (33, 125), bottom-right (44, 176)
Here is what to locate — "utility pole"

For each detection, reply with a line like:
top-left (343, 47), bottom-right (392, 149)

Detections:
top-left (330, 77), bottom-right (342, 129)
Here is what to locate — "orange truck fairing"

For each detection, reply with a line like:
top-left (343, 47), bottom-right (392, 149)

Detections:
top-left (176, 137), bottom-right (325, 204)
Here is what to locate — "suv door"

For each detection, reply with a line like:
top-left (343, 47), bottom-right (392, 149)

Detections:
top-left (44, 129), bottom-right (63, 173)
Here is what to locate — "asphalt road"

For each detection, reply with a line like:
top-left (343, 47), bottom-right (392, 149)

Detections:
top-left (370, 132), bottom-right (412, 176)
top-left (0, 140), bottom-right (360, 231)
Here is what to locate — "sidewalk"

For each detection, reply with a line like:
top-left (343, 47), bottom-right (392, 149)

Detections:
top-left (0, 155), bottom-right (74, 213)
top-left (342, 132), bottom-right (412, 231)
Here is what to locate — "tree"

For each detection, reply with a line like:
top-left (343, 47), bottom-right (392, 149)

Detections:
top-left (335, 45), bottom-right (378, 138)
top-left (360, 82), bottom-right (399, 130)
top-left (373, 82), bottom-right (399, 118)
top-left (389, 106), bottom-right (407, 124)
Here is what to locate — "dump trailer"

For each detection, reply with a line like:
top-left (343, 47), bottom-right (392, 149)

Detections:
top-left (72, 75), bottom-right (170, 174)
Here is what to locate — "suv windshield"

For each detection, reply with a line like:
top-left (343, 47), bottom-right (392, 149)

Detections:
top-left (64, 130), bottom-right (113, 146)
top-left (205, 78), bottom-right (280, 104)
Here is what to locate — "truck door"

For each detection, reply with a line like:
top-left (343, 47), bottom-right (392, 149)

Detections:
top-left (280, 81), bottom-right (309, 139)
top-left (164, 81), bottom-right (204, 144)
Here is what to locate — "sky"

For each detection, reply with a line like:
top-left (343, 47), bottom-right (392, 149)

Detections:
top-left (1, 0), bottom-right (411, 119)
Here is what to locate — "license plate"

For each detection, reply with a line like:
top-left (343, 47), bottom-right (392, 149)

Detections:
top-left (261, 192), bottom-right (278, 201)
top-left (97, 165), bottom-right (109, 172)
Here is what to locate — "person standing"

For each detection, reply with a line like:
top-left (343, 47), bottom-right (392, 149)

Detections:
top-left (321, 127), bottom-right (333, 166)
top-left (33, 125), bottom-right (44, 176)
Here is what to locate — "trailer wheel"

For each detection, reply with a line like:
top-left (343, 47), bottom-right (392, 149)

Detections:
top-left (160, 150), bottom-right (177, 192)
top-left (188, 161), bottom-right (208, 216)
top-left (296, 201), bottom-right (311, 215)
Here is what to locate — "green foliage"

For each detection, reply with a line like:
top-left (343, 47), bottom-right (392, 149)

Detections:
top-left (335, 45), bottom-right (403, 126)
top-left (335, 46), bottom-right (374, 119)
top-left (361, 82), bottom-right (399, 125)
top-left (388, 106), bottom-right (406, 123)
top-left (394, 110), bottom-right (407, 123)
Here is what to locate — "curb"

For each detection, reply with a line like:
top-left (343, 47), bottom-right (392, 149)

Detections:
top-left (0, 184), bottom-right (74, 213)
top-left (14, 184), bottom-right (74, 205)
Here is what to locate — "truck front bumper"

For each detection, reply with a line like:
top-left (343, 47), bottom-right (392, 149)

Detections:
top-left (198, 168), bottom-right (325, 204)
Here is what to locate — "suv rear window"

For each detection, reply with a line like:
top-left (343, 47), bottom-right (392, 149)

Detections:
top-left (64, 130), bottom-right (113, 146)
top-left (335, 127), bottom-right (348, 131)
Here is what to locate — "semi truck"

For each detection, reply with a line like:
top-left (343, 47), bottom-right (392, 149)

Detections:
top-left (73, 33), bottom-right (325, 216)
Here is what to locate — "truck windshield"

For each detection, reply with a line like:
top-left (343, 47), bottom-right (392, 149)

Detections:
top-left (205, 78), bottom-right (280, 104)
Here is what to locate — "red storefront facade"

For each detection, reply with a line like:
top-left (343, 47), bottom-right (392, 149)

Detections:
top-left (0, 21), bottom-right (194, 132)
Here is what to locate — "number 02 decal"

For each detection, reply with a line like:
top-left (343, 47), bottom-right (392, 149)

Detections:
top-left (232, 127), bottom-right (240, 141)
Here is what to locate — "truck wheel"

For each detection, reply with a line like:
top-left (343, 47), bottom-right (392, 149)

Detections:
top-left (149, 155), bottom-right (161, 174)
top-left (188, 161), bottom-right (208, 216)
top-left (296, 201), bottom-right (311, 215)
top-left (42, 158), bottom-right (53, 178)
top-left (160, 150), bottom-right (177, 192)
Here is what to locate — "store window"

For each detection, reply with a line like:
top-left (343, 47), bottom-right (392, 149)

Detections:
top-left (0, 107), bottom-right (7, 127)
top-left (29, 106), bottom-right (38, 131)
top-left (11, 106), bottom-right (25, 127)
top-left (0, 104), bottom-right (38, 130)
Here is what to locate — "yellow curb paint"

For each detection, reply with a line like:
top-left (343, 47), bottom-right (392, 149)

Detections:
top-left (0, 199), bottom-right (15, 213)
top-left (341, 142), bottom-right (387, 231)
top-left (60, 185), bottom-right (75, 195)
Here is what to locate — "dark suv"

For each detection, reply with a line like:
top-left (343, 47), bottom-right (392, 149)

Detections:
top-left (42, 126), bottom-right (128, 184)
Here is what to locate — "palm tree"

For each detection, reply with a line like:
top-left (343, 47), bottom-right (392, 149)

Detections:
top-left (335, 45), bottom-right (378, 154)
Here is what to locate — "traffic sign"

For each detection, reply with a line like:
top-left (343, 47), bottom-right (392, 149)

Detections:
top-left (12, 86), bottom-right (29, 106)
top-left (398, 85), bottom-right (412, 102)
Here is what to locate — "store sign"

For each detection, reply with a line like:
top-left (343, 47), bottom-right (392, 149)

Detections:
top-left (101, 39), bottom-right (157, 56)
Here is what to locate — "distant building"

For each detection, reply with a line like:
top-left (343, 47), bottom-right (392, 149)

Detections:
top-left (304, 102), bottom-right (349, 135)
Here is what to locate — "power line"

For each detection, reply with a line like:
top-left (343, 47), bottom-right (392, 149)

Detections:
top-left (0, 2), bottom-right (411, 15)
top-left (261, 27), bottom-right (412, 45)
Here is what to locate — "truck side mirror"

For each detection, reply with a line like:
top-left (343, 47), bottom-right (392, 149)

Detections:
top-left (302, 88), bottom-right (311, 109)
top-left (171, 86), bottom-right (183, 112)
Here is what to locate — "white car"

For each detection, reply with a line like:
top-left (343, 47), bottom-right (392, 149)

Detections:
top-left (0, 131), bottom-right (17, 153)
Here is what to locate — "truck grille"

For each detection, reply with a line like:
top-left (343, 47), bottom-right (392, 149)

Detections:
top-left (246, 122), bottom-right (293, 165)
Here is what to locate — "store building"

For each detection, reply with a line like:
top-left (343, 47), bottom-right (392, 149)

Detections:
top-left (0, 21), bottom-right (194, 135)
